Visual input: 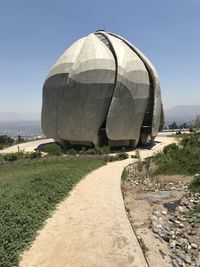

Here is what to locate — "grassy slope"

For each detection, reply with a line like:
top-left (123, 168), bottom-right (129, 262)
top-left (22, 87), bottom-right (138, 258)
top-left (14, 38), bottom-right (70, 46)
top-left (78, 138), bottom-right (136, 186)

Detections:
top-left (152, 135), bottom-right (200, 176)
top-left (152, 147), bottom-right (200, 176)
top-left (0, 158), bottom-right (105, 267)
top-left (151, 133), bottom-right (200, 215)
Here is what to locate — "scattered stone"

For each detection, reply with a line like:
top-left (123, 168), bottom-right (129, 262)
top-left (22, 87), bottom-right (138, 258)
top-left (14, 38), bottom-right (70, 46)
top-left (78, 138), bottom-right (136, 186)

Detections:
top-left (176, 252), bottom-right (185, 261)
top-left (153, 211), bottom-right (162, 218)
top-left (190, 230), bottom-right (197, 235)
top-left (169, 216), bottom-right (176, 223)
top-left (151, 215), bottom-right (158, 221)
top-left (123, 161), bottom-right (200, 267)
top-left (152, 226), bottom-right (159, 234)
top-left (191, 243), bottom-right (198, 249)
top-left (188, 218), bottom-right (194, 223)
top-left (172, 259), bottom-right (179, 267)
top-left (179, 217), bottom-right (187, 222)
top-left (170, 241), bottom-right (176, 249)
top-left (149, 189), bottom-right (200, 266)
top-left (178, 206), bottom-right (186, 213)
top-left (175, 257), bottom-right (185, 266)
top-left (179, 223), bottom-right (184, 228)
top-left (196, 259), bottom-right (200, 267)
top-left (187, 229), bottom-right (192, 235)
top-left (161, 233), bottom-right (170, 242)
top-left (175, 229), bottom-right (183, 236)
top-left (171, 187), bottom-right (176, 190)
top-left (184, 255), bottom-right (192, 264)
top-left (161, 210), bottom-right (168, 215)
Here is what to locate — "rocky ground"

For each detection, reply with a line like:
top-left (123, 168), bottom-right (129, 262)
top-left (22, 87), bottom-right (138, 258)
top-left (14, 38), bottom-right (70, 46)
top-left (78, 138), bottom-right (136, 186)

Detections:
top-left (121, 161), bottom-right (200, 267)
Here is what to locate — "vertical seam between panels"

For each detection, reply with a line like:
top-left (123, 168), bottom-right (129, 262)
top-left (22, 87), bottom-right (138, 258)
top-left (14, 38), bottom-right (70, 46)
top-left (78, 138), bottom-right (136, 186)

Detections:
top-left (94, 31), bottom-right (118, 131)
top-left (107, 32), bottom-right (155, 135)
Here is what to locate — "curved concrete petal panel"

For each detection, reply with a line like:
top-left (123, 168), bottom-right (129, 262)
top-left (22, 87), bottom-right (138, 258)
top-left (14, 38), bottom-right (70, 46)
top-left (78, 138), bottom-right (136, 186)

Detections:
top-left (41, 31), bottom-right (163, 147)
top-left (106, 32), bottom-right (162, 139)
top-left (102, 33), bottom-right (150, 144)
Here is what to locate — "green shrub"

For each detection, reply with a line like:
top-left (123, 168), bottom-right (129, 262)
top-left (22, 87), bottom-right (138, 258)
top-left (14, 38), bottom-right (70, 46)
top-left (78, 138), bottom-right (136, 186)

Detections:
top-left (79, 147), bottom-right (86, 155)
top-left (189, 174), bottom-right (200, 214)
top-left (16, 151), bottom-right (27, 159)
top-left (163, 143), bottom-right (178, 154)
top-left (102, 152), bottom-right (129, 163)
top-left (115, 152), bottom-right (129, 161)
top-left (43, 143), bottom-right (62, 156)
top-left (189, 174), bottom-right (200, 193)
top-left (79, 146), bottom-right (109, 155)
top-left (121, 167), bottom-right (129, 180)
top-left (67, 148), bottom-right (77, 156)
top-left (131, 150), bottom-right (141, 159)
top-left (180, 133), bottom-right (200, 148)
top-left (29, 151), bottom-right (42, 159)
top-left (4, 153), bottom-right (18, 161)
top-left (131, 154), bottom-right (139, 159)
top-left (152, 144), bottom-right (200, 176)
top-left (97, 146), bottom-right (110, 154)
top-left (2, 151), bottom-right (42, 162)
top-left (84, 148), bottom-right (96, 155)
top-left (106, 155), bottom-right (118, 162)
top-left (0, 154), bottom-right (4, 162)
top-left (131, 154), bottom-right (137, 158)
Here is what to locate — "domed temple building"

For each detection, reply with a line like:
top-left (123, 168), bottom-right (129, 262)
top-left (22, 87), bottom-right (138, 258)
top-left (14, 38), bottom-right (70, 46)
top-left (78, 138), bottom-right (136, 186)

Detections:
top-left (41, 31), bottom-right (164, 147)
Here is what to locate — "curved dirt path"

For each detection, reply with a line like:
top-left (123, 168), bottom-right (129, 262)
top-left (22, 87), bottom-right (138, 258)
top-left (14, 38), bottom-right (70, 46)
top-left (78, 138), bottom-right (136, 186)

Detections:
top-left (20, 158), bottom-right (147, 267)
top-left (19, 136), bottom-right (176, 267)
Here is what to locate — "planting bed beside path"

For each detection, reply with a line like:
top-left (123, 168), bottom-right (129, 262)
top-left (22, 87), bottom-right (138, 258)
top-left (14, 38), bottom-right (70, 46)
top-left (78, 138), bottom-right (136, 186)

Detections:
top-left (122, 133), bottom-right (200, 267)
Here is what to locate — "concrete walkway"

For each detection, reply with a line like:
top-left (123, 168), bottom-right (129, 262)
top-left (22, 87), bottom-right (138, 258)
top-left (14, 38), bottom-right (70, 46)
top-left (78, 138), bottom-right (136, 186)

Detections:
top-left (12, 137), bottom-right (175, 267)
top-left (0, 138), bottom-right (54, 153)
top-left (0, 136), bottom-right (174, 156)
top-left (20, 158), bottom-right (148, 267)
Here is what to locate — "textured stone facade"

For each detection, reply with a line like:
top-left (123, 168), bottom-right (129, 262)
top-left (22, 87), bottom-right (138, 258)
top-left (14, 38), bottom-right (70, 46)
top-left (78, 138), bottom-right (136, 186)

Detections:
top-left (42, 31), bottom-right (164, 147)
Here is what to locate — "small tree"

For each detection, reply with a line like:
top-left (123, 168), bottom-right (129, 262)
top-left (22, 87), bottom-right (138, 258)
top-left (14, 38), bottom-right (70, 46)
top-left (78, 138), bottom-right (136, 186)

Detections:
top-left (0, 135), bottom-right (14, 145)
top-left (17, 135), bottom-right (25, 142)
top-left (194, 114), bottom-right (200, 132)
top-left (180, 122), bottom-right (188, 129)
top-left (168, 121), bottom-right (179, 130)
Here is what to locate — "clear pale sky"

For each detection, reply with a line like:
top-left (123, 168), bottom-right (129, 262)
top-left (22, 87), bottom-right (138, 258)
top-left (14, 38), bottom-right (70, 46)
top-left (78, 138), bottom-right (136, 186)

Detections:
top-left (0, 0), bottom-right (199, 113)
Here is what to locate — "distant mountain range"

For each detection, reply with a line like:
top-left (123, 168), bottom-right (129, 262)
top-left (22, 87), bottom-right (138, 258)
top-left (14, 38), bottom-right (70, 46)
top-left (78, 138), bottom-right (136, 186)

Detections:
top-left (0, 105), bottom-right (200, 125)
top-left (0, 112), bottom-right (40, 122)
top-left (165, 105), bottom-right (200, 125)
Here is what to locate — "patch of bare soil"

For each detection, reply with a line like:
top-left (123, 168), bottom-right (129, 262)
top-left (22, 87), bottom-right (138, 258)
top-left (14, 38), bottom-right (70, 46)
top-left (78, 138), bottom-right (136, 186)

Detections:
top-left (122, 163), bottom-right (200, 267)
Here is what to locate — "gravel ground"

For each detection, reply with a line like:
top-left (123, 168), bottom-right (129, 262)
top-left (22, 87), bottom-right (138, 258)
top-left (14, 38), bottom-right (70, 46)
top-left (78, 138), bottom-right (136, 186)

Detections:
top-left (122, 161), bottom-right (200, 267)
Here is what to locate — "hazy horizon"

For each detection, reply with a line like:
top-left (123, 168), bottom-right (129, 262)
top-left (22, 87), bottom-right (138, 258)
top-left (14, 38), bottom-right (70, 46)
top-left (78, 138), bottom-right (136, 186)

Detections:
top-left (1, 104), bottom-right (200, 114)
top-left (1, 105), bottom-right (200, 124)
